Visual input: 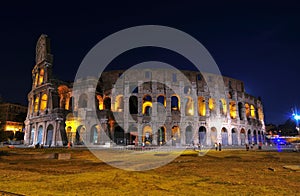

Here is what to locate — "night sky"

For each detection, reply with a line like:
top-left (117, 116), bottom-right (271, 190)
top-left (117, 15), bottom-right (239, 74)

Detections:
top-left (0, 1), bottom-right (299, 125)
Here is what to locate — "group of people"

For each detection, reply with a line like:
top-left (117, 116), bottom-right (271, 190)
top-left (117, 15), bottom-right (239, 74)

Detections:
top-left (214, 142), bottom-right (222, 151)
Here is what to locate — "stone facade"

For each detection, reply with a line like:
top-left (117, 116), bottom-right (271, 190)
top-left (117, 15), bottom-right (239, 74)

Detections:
top-left (24, 35), bottom-right (266, 147)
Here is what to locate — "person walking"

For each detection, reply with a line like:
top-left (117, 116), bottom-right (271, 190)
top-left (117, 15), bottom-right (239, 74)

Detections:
top-left (214, 142), bottom-right (218, 151)
top-left (218, 143), bottom-right (222, 151)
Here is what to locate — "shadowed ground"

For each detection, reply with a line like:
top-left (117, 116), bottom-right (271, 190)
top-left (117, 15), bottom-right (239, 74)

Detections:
top-left (0, 147), bottom-right (299, 195)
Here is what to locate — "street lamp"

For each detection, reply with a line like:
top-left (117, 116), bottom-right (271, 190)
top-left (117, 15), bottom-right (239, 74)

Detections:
top-left (292, 107), bottom-right (300, 134)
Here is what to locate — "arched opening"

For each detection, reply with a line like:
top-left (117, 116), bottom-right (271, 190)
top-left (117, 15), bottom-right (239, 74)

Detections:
top-left (129, 96), bottom-right (138, 114)
top-left (184, 86), bottom-right (191, 94)
top-left (96, 95), bottom-right (103, 110)
top-left (157, 126), bottom-right (166, 145)
top-left (171, 95), bottom-right (180, 111)
top-left (34, 97), bottom-right (39, 113)
top-left (240, 128), bottom-right (246, 145)
top-left (34, 73), bottom-right (39, 87)
top-left (250, 105), bottom-right (256, 118)
top-left (38, 69), bottom-right (44, 85)
top-left (210, 127), bottom-right (217, 144)
top-left (199, 126), bottom-right (207, 145)
top-left (172, 126), bottom-right (180, 145)
top-left (229, 101), bottom-right (237, 119)
top-left (209, 98), bottom-right (215, 113)
top-left (245, 103), bottom-right (250, 118)
top-left (46, 124), bottom-right (54, 146)
top-left (258, 130), bottom-right (262, 143)
top-left (258, 107), bottom-right (264, 121)
top-left (78, 94), bottom-right (88, 108)
top-left (231, 128), bottom-right (238, 145)
top-left (66, 126), bottom-right (73, 144)
top-left (198, 97), bottom-right (206, 116)
top-left (143, 125), bottom-right (152, 145)
top-left (142, 95), bottom-right (152, 116)
top-left (128, 125), bottom-right (138, 145)
top-left (103, 97), bottom-right (111, 110)
top-left (90, 125), bottom-right (99, 144)
top-left (221, 127), bottom-right (228, 145)
top-left (185, 126), bottom-right (193, 145)
top-left (219, 99), bottom-right (227, 116)
top-left (68, 97), bottom-right (74, 111)
top-left (115, 95), bottom-right (124, 112)
top-left (40, 94), bottom-right (48, 112)
top-left (253, 130), bottom-right (257, 144)
top-left (30, 127), bottom-right (35, 145)
top-left (114, 126), bottom-right (125, 145)
top-left (247, 129), bottom-right (252, 144)
top-left (58, 85), bottom-right (69, 109)
top-left (37, 125), bottom-right (43, 144)
top-left (185, 97), bottom-right (194, 116)
top-left (238, 102), bottom-right (244, 120)
top-left (157, 95), bottom-right (166, 108)
top-left (76, 125), bottom-right (86, 145)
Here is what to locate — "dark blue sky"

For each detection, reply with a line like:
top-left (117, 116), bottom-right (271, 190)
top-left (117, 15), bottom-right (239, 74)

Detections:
top-left (0, 1), bottom-right (299, 125)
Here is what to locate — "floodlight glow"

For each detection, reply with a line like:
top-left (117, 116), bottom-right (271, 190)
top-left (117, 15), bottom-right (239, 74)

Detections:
top-left (294, 115), bottom-right (300, 120)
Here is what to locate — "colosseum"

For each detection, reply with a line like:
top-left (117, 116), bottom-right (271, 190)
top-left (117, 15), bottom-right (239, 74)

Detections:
top-left (24, 34), bottom-right (266, 148)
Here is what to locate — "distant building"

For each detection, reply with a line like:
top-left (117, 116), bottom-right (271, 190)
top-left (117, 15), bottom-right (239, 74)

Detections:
top-left (24, 34), bottom-right (266, 147)
top-left (0, 102), bottom-right (27, 133)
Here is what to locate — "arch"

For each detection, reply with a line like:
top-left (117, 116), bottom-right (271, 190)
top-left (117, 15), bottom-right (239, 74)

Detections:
top-left (115, 95), bottom-right (124, 112)
top-left (128, 125), bottom-right (138, 145)
top-left (247, 129), bottom-right (252, 144)
top-left (142, 95), bottom-right (152, 116)
top-left (114, 126), bottom-right (125, 145)
top-left (185, 96), bottom-right (194, 116)
top-left (258, 130), bottom-right (262, 142)
top-left (34, 73), bottom-right (39, 87)
top-left (30, 126), bottom-right (35, 145)
top-left (45, 124), bottom-right (54, 146)
top-left (245, 103), bottom-right (250, 118)
top-left (172, 126), bottom-right (180, 145)
top-left (208, 98), bottom-right (215, 111)
top-left (229, 101), bottom-right (237, 119)
top-left (219, 99), bottom-right (227, 116)
top-left (66, 126), bottom-right (73, 144)
top-left (258, 107), bottom-right (264, 121)
top-left (40, 94), bottom-right (48, 112)
top-left (198, 96), bottom-right (206, 116)
top-left (68, 97), bottom-right (74, 111)
top-left (210, 127), bottom-right (217, 144)
top-left (185, 125), bottom-right (193, 145)
top-left (103, 97), bottom-right (111, 110)
top-left (253, 130), bottom-right (257, 144)
top-left (129, 96), bottom-right (138, 114)
top-left (198, 126), bottom-right (207, 145)
top-left (238, 102), bottom-right (244, 120)
top-left (90, 125), bottom-right (99, 144)
top-left (250, 105), bottom-right (256, 118)
top-left (231, 128), bottom-right (238, 145)
top-left (171, 95), bottom-right (180, 111)
top-left (143, 125), bottom-right (152, 145)
top-left (221, 127), bottom-right (228, 145)
top-left (37, 125), bottom-right (43, 144)
top-left (157, 95), bottom-right (166, 108)
top-left (158, 126), bottom-right (166, 145)
top-left (96, 95), bottom-right (103, 110)
top-left (76, 125), bottom-right (86, 145)
top-left (240, 128), bottom-right (246, 145)
top-left (34, 96), bottom-right (39, 113)
top-left (184, 86), bottom-right (191, 94)
top-left (38, 68), bottom-right (44, 85)
top-left (78, 94), bottom-right (88, 108)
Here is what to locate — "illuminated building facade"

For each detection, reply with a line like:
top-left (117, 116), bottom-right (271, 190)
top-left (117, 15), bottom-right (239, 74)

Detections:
top-left (24, 35), bottom-right (266, 147)
top-left (0, 102), bottom-right (27, 133)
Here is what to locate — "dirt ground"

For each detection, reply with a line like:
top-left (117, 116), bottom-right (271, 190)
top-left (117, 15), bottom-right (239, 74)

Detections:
top-left (0, 147), bottom-right (299, 196)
